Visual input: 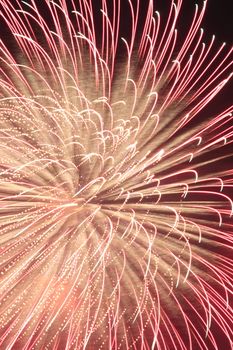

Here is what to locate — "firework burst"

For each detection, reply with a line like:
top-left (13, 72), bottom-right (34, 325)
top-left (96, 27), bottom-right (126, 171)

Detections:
top-left (0, 0), bottom-right (233, 349)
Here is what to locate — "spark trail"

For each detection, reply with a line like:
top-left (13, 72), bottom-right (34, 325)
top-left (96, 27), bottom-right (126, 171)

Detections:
top-left (0, 0), bottom-right (233, 349)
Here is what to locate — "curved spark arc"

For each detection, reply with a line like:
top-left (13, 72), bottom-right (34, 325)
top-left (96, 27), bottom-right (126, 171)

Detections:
top-left (0, 0), bottom-right (233, 349)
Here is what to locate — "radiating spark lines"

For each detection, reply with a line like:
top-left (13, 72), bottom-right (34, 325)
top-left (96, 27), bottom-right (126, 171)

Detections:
top-left (0, 0), bottom-right (233, 349)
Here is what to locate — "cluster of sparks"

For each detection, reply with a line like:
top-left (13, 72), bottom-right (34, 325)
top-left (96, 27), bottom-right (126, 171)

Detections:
top-left (0, 0), bottom-right (233, 349)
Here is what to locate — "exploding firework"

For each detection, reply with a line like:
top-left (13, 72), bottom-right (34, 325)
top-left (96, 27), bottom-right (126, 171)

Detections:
top-left (0, 0), bottom-right (233, 349)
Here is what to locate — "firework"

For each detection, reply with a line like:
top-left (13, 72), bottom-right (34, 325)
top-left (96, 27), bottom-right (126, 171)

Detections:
top-left (0, 0), bottom-right (232, 349)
